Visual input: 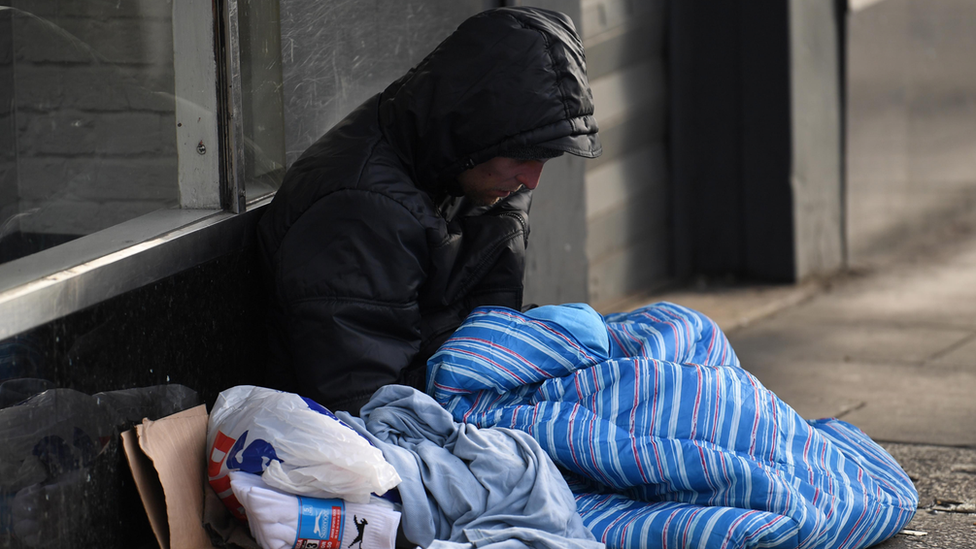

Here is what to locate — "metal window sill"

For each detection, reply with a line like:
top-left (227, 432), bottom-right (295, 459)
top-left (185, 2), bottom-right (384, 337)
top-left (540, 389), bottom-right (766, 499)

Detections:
top-left (0, 196), bottom-right (271, 340)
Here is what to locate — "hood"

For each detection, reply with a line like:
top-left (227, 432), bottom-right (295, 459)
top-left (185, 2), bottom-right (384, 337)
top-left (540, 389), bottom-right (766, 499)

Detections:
top-left (378, 7), bottom-right (601, 196)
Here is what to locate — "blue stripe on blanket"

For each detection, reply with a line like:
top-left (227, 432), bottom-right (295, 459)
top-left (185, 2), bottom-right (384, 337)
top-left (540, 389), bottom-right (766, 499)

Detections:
top-left (427, 302), bottom-right (917, 549)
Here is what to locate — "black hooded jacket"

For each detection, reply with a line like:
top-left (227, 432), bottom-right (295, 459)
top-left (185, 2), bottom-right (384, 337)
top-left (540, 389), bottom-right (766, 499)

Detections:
top-left (256, 7), bottom-right (601, 415)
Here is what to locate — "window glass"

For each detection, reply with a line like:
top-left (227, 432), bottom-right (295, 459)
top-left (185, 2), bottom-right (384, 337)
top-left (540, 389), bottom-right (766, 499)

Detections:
top-left (278, 0), bottom-right (491, 168)
top-left (0, 1), bottom-right (179, 265)
top-left (239, 0), bottom-right (287, 201)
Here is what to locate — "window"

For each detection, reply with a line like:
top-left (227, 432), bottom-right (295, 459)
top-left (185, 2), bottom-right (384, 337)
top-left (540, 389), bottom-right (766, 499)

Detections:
top-left (0, 0), bottom-right (496, 342)
top-left (0, 0), bottom-right (239, 340)
top-left (1, 1), bottom-right (181, 263)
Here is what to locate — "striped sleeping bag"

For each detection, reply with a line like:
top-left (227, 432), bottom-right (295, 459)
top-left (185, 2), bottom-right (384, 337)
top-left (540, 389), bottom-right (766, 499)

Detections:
top-left (426, 302), bottom-right (917, 549)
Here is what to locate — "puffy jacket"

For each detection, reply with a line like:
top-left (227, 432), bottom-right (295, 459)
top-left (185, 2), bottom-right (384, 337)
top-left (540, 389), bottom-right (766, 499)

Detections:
top-left (256, 7), bottom-right (601, 415)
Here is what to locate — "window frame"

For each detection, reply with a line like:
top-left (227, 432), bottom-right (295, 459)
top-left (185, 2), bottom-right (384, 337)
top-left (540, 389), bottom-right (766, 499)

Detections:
top-left (0, 0), bottom-right (266, 340)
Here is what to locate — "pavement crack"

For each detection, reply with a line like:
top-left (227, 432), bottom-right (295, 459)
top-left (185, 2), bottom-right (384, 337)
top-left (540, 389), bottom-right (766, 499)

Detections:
top-left (926, 331), bottom-right (976, 363)
top-left (834, 401), bottom-right (867, 419)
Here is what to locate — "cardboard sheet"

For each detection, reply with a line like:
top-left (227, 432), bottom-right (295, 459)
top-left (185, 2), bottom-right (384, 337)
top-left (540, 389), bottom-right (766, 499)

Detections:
top-left (122, 404), bottom-right (213, 549)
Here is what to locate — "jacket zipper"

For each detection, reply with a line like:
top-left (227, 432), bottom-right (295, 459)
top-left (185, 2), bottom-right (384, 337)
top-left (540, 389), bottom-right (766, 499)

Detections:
top-left (499, 211), bottom-right (529, 246)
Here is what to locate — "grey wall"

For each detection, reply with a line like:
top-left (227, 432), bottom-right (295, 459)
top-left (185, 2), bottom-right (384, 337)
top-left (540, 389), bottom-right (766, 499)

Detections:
top-left (846, 0), bottom-right (976, 264)
top-left (523, 153), bottom-right (590, 306)
top-left (519, 0), bottom-right (670, 309)
top-left (790, 0), bottom-right (845, 278)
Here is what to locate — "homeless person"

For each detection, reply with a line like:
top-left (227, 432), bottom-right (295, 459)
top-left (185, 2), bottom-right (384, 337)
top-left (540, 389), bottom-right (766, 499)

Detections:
top-left (256, 7), bottom-right (602, 416)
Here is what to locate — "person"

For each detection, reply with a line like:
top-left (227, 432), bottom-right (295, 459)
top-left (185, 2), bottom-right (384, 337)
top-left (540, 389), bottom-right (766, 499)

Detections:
top-left (256, 7), bottom-right (601, 415)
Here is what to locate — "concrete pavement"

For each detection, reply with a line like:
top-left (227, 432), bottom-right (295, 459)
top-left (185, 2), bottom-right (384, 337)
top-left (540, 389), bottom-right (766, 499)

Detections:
top-left (616, 218), bottom-right (976, 546)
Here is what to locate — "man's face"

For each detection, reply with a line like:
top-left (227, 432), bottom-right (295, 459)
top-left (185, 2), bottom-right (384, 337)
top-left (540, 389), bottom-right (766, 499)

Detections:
top-left (457, 156), bottom-right (548, 206)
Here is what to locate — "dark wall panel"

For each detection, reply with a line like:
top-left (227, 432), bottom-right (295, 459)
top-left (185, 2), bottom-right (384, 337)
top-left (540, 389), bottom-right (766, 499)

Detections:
top-left (670, 1), bottom-right (747, 278)
top-left (670, 1), bottom-right (803, 283)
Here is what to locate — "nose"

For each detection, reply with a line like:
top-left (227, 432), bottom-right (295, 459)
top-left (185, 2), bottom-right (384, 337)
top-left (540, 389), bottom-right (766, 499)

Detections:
top-left (515, 160), bottom-right (545, 190)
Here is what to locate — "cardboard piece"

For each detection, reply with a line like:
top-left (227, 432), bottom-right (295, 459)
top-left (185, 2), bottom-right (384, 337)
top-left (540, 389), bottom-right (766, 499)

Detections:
top-left (122, 404), bottom-right (214, 549)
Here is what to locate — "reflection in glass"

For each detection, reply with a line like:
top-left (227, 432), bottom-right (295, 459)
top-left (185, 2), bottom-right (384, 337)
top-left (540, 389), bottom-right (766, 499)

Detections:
top-left (278, 0), bottom-right (489, 168)
top-left (0, 2), bottom-right (179, 265)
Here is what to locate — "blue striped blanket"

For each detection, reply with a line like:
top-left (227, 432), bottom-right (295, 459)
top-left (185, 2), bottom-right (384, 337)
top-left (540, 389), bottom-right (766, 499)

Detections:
top-left (426, 302), bottom-right (917, 549)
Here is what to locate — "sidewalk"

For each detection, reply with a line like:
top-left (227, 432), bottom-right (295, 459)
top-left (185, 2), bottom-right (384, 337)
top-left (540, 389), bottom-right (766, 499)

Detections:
top-left (620, 221), bottom-right (976, 546)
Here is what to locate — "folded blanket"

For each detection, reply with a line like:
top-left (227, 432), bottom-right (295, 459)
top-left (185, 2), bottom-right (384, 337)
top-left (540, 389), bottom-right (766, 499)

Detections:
top-left (427, 302), bottom-right (918, 549)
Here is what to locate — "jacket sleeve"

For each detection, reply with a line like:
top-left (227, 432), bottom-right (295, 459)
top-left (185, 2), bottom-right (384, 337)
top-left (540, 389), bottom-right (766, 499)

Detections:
top-left (461, 188), bottom-right (530, 307)
top-left (270, 189), bottom-right (428, 415)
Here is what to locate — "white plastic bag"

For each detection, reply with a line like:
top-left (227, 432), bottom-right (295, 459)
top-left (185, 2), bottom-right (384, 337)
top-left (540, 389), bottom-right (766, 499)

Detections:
top-left (206, 386), bottom-right (400, 519)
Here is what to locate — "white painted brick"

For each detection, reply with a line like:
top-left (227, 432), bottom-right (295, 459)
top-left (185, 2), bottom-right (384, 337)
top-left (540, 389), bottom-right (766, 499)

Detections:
top-left (0, 30), bottom-right (11, 65)
top-left (13, 16), bottom-right (92, 64)
top-left (123, 79), bottom-right (176, 112)
top-left (588, 107), bottom-right (666, 171)
top-left (589, 58), bottom-right (666, 126)
top-left (15, 156), bottom-right (66, 199)
top-left (12, 65), bottom-right (65, 111)
top-left (10, 0), bottom-right (58, 17)
top-left (581, 0), bottom-right (664, 40)
top-left (588, 237), bottom-right (670, 307)
top-left (584, 14), bottom-right (666, 80)
top-left (18, 196), bottom-right (170, 235)
top-left (94, 112), bottom-right (176, 155)
top-left (12, 0), bottom-right (170, 19)
top-left (58, 0), bottom-right (174, 20)
top-left (16, 64), bottom-right (175, 112)
top-left (18, 110), bottom-right (99, 155)
top-left (585, 143), bottom-right (667, 220)
top-left (586, 189), bottom-right (669, 263)
top-left (0, 163), bottom-right (17, 203)
top-left (70, 65), bottom-right (175, 111)
top-left (18, 110), bottom-right (176, 156)
top-left (0, 114), bottom-right (14, 150)
top-left (16, 197), bottom-right (101, 234)
top-left (16, 17), bottom-right (172, 65)
top-left (525, 153), bottom-right (589, 305)
top-left (18, 156), bottom-right (177, 202)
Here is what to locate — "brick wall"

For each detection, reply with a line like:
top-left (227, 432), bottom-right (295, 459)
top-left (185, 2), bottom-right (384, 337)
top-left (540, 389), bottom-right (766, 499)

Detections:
top-left (581, 0), bottom-right (669, 307)
top-left (4, 0), bottom-right (178, 239)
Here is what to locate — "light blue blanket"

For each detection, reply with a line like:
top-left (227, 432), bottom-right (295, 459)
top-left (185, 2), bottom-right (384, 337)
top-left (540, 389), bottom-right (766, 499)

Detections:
top-left (337, 385), bottom-right (604, 549)
top-left (426, 302), bottom-right (918, 549)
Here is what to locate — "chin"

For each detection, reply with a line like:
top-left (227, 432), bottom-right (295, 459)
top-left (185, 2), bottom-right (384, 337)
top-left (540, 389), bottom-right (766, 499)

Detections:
top-left (466, 194), bottom-right (501, 207)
